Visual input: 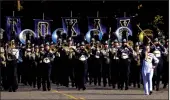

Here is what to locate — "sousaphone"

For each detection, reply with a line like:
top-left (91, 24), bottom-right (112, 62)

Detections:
top-left (115, 27), bottom-right (132, 42)
top-left (19, 29), bottom-right (36, 44)
top-left (52, 28), bottom-right (65, 44)
top-left (85, 29), bottom-right (103, 43)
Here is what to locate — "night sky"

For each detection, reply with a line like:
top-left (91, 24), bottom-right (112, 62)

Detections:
top-left (1, 1), bottom-right (169, 39)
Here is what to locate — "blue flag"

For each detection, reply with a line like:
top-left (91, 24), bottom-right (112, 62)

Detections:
top-left (85, 18), bottom-right (106, 43)
top-left (6, 16), bottom-right (21, 40)
top-left (117, 17), bottom-right (132, 36)
top-left (62, 18), bottom-right (80, 37)
top-left (34, 19), bottom-right (51, 38)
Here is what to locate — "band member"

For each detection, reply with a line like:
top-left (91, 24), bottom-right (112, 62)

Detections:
top-left (50, 42), bottom-right (57, 84)
top-left (88, 38), bottom-right (96, 85)
top-left (151, 38), bottom-right (165, 91)
top-left (101, 41), bottom-right (111, 87)
top-left (54, 45), bottom-right (62, 86)
top-left (118, 39), bottom-right (133, 90)
top-left (67, 39), bottom-right (76, 87)
top-left (132, 42), bottom-right (142, 88)
top-left (17, 43), bottom-right (23, 84)
top-left (59, 41), bottom-right (69, 87)
top-left (30, 45), bottom-right (38, 88)
top-left (0, 47), bottom-right (6, 90)
top-left (142, 45), bottom-right (159, 95)
top-left (75, 41), bottom-right (88, 90)
top-left (110, 40), bottom-right (120, 89)
top-left (6, 40), bottom-right (19, 92)
top-left (23, 42), bottom-right (32, 86)
top-left (162, 39), bottom-right (169, 88)
top-left (42, 42), bottom-right (54, 91)
top-left (93, 42), bottom-right (102, 86)
top-left (38, 44), bottom-right (45, 90)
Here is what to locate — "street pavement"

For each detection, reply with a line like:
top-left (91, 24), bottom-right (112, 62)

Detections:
top-left (1, 84), bottom-right (168, 100)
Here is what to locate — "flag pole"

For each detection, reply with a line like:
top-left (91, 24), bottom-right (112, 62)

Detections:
top-left (13, 11), bottom-right (15, 17)
top-left (43, 13), bottom-right (44, 20)
top-left (97, 11), bottom-right (99, 18)
top-left (71, 10), bottom-right (72, 18)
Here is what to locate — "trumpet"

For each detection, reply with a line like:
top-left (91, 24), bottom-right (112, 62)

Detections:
top-left (0, 52), bottom-right (6, 67)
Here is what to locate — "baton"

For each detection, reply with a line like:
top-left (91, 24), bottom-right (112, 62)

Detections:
top-left (137, 24), bottom-right (156, 48)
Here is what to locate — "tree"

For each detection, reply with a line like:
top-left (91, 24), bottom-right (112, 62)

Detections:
top-left (152, 15), bottom-right (164, 30)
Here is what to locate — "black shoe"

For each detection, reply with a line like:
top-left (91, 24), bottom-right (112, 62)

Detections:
top-left (120, 87), bottom-right (123, 90)
top-left (125, 87), bottom-right (128, 90)
top-left (138, 84), bottom-right (140, 88)
top-left (13, 90), bottom-right (16, 92)
top-left (78, 88), bottom-right (80, 91)
top-left (33, 85), bottom-right (36, 88)
top-left (83, 87), bottom-right (86, 90)
top-left (98, 83), bottom-right (101, 86)
top-left (156, 88), bottom-right (159, 91)
top-left (133, 84), bottom-right (136, 88)
top-left (153, 86), bottom-right (155, 90)
top-left (149, 91), bottom-right (153, 95)
top-left (112, 85), bottom-right (115, 89)
top-left (72, 83), bottom-right (75, 87)
top-left (48, 88), bottom-right (51, 91)
top-left (9, 89), bottom-right (12, 92)
top-left (163, 85), bottom-right (166, 89)
top-left (43, 88), bottom-right (47, 91)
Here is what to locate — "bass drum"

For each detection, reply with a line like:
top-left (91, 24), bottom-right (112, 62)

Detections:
top-left (115, 27), bottom-right (132, 42)
top-left (85, 29), bottom-right (103, 43)
top-left (52, 28), bottom-right (65, 44)
top-left (19, 29), bottom-right (36, 44)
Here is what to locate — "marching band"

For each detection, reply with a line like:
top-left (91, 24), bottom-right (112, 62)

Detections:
top-left (0, 36), bottom-right (168, 95)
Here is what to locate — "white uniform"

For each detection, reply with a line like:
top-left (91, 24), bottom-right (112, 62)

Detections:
top-left (142, 53), bottom-right (159, 95)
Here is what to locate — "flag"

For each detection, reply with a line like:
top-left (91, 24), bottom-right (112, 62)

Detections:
top-left (6, 16), bottom-right (21, 40)
top-left (85, 17), bottom-right (106, 43)
top-left (34, 19), bottom-right (51, 38)
top-left (117, 17), bottom-right (132, 36)
top-left (62, 18), bottom-right (80, 37)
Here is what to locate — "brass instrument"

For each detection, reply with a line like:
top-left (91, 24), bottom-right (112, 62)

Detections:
top-left (115, 27), bottom-right (132, 42)
top-left (39, 51), bottom-right (45, 63)
top-left (6, 40), bottom-right (18, 61)
top-left (31, 52), bottom-right (36, 60)
top-left (127, 40), bottom-right (134, 48)
top-left (134, 50), bottom-right (141, 66)
top-left (24, 49), bottom-right (32, 60)
top-left (35, 52), bottom-right (40, 58)
top-left (68, 46), bottom-right (75, 59)
top-left (19, 29), bottom-right (36, 44)
top-left (0, 47), bottom-right (6, 67)
top-left (110, 47), bottom-right (118, 60)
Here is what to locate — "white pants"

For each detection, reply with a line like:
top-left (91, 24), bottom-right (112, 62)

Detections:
top-left (142, 69), bottom-right (154, 95)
